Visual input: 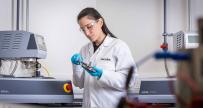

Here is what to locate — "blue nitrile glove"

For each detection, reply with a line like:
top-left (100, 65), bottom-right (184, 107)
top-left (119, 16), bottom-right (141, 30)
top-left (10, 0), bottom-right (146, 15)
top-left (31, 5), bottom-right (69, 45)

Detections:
top-left (71, 53), bottom-right (83, 65)
top-left (85, 66), bottom-right (103, 79)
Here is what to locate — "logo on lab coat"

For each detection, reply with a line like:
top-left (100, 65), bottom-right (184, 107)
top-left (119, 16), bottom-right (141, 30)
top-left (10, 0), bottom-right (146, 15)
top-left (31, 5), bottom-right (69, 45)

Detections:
top-left (100, 58), bottom-right (111, 61)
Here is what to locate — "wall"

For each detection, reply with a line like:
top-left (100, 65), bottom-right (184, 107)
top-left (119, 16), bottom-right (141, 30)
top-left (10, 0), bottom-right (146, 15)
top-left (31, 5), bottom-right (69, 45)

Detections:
top-left (0, 0), bottom-right (11, 30)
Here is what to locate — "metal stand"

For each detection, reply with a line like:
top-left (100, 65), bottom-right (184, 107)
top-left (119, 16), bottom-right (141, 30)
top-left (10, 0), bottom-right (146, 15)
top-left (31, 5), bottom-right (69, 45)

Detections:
top-left (35, 58), bottom-right (42, 77)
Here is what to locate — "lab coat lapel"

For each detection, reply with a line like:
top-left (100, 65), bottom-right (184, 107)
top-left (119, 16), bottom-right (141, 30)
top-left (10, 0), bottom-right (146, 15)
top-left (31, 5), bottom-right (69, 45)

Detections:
top-left (88, 44), bottom-right (99, 66)
top-left (88, 43), bottom-right (94, 57)
top-left (88, 35), bottom-right (113, 66)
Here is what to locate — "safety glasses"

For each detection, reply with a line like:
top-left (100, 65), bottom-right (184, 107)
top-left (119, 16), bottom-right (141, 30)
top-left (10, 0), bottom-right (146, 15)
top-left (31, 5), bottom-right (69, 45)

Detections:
top-left (79, 20), bottom-right (98, 33)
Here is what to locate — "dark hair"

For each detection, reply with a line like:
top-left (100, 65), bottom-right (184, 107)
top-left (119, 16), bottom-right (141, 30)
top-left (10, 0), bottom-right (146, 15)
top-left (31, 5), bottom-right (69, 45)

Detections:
top-left (77, 7), bottom-right (116, 38)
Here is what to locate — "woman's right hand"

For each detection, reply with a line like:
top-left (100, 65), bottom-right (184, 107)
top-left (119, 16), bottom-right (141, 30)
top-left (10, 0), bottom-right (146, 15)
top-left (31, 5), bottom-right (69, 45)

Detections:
top-left (71, 53), bottom-right (83, 65)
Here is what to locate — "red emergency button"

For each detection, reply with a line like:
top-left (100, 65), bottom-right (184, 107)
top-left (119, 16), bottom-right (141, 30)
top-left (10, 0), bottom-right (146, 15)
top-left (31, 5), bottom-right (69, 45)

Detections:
top-left (63, 83), bottom-right (72, 93)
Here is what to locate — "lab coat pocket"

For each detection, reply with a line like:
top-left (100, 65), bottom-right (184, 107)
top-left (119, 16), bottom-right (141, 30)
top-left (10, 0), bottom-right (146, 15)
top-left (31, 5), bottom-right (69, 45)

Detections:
top-left (96, 59), bottom-right (115, 71)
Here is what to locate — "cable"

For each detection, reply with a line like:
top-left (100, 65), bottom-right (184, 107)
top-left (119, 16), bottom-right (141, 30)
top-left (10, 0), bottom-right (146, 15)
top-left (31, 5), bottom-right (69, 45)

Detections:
top-left (41, 65), bottom-right (50, 76)
top-left (0, 59), bottom-right (2, 74)
top-left (164, 59), bottom-right (170, 77)
top-left (0, 59), bottom-right (2, 67)
top-left (135, 52), bottom-right (154, 68)
top-left (10, 60), bottom-right (18, 76)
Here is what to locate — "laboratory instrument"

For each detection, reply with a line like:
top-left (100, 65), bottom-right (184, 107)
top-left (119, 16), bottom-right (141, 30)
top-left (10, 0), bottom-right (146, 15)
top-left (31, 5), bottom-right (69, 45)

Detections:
top-left (173, 31), bottom-right (199, 49)
top-left (0, 30), bottom-right (74, 104)
top-left (0, 0), bottom-right (75, 105)
top-left (0, 78), bottom-right (73, 103)
top-left (0, 31), bottom-right (47, 59)
top-left (131, 78), bottom-right (176, 104)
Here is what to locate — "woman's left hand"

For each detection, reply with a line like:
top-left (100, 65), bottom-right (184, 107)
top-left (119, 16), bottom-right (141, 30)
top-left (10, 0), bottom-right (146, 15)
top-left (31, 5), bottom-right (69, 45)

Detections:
top-left (85, 66), bottom-right (103, 79)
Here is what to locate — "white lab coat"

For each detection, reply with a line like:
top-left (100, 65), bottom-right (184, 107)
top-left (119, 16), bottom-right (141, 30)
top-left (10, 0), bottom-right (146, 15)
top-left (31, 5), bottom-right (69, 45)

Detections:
top-left (72, 35), bottom-right (136, 108)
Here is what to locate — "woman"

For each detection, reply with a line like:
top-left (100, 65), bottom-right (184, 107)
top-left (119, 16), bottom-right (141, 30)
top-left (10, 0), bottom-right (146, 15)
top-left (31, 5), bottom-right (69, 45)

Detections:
top-left (71, 7), bottom-right (136, 108)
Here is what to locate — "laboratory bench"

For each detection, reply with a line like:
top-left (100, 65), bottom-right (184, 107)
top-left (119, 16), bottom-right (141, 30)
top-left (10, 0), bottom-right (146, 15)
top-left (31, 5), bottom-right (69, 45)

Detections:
top-left (0, 99), bottom-right (82, 108)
